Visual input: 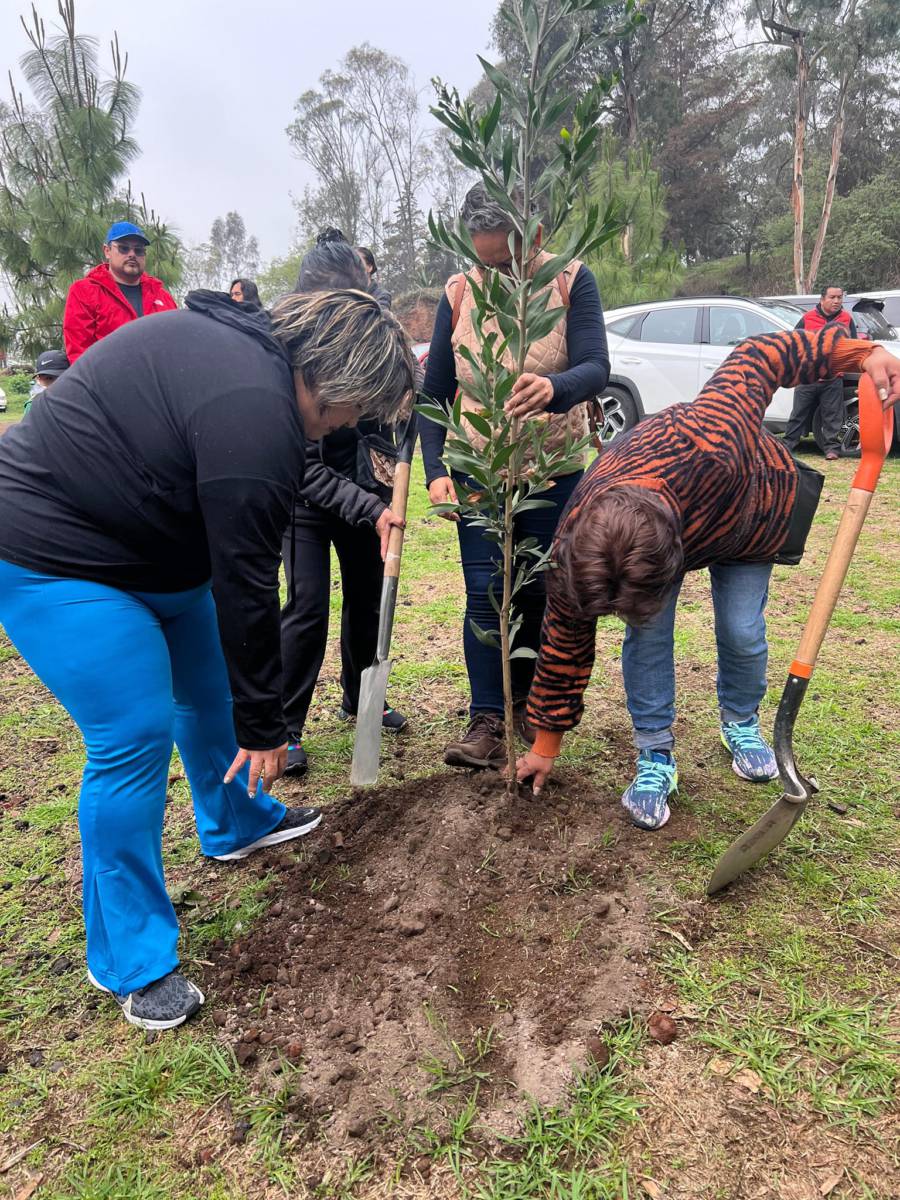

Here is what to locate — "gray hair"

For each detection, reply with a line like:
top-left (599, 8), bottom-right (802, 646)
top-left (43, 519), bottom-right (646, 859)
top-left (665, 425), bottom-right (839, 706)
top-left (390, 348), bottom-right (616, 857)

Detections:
top-left (270, 289), bottom-right (415, 423)
top-left (460, 181), bottom-right (524, 234)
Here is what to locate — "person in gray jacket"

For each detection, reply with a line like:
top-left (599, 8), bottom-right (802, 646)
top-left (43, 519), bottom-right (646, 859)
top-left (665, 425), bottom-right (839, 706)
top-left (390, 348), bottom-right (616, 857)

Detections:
top-left (281, 232), bottom-right (409, 776)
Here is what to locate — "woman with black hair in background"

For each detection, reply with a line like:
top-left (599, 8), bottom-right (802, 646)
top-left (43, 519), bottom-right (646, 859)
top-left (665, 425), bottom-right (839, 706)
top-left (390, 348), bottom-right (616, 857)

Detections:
top-left (230, 278), bottom-right (261, 307)
top-left (281, 231), bottom-right (410, 777)
top-left (357, 245), bottom-right (392, 309)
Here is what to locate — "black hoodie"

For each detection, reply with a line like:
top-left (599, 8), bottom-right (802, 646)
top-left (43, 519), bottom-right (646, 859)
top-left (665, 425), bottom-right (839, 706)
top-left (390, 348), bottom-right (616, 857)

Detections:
top-left (0, 290), bottom-right (305, 749)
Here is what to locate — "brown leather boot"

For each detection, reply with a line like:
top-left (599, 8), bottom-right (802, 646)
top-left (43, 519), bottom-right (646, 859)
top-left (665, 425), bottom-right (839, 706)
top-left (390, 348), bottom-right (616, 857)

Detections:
top-left (512, 701), bottom-right (536, 747)
top-left (443, 712), bottom-right (506, 768)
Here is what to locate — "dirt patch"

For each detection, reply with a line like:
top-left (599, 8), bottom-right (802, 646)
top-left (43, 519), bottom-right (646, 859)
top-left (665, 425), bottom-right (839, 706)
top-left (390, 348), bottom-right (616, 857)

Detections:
top-left (392, 288), bottom-right (442, 343)
top-left (206, 769), bottom-right (684, 1144)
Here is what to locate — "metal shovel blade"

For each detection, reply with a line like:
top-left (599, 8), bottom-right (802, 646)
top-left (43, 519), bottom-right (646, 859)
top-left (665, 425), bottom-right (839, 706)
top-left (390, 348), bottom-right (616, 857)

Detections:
top-left (350, 658), bottom-right (392, 787)
top-left (707, 795), bottom-right (809, 895)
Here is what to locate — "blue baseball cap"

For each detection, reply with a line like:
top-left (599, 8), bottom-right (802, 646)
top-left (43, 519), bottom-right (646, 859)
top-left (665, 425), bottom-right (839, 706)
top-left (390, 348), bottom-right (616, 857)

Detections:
top-left (105, 221), bottom-right (149, 245)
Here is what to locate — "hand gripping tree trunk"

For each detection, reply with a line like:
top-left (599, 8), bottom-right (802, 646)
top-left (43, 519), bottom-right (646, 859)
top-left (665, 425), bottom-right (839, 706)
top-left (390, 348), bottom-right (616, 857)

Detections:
top-left (422, 0), bottom-right (641, 793)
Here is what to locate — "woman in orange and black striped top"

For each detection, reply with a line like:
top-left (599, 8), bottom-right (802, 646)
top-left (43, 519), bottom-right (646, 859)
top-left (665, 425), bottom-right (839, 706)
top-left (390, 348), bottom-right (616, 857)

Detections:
top-left (516, 326), bottom-right (899, 831)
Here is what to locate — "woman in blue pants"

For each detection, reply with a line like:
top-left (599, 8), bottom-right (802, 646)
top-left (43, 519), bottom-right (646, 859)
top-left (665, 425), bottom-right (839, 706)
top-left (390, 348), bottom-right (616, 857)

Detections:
top-left (0, 288), bottom-right (413, 1029)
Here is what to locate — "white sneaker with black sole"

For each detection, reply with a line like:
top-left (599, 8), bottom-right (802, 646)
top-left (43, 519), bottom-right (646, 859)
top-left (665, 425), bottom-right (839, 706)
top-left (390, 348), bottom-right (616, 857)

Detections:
top-left (210, 804), bottom-right (322, 862)
top-left (88, 968), bottom-right (204, 1030)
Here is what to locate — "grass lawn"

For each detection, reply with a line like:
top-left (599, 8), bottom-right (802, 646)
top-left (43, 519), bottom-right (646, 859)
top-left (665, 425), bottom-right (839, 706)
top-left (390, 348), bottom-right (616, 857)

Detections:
top-left (0, 373), bottom-right (30, 425)
top-left (0, 450), bottom-right (897, 1200)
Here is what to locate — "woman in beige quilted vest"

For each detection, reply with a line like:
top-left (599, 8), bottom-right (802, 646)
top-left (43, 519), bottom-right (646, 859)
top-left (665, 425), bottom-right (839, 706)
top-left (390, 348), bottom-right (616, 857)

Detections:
top-left (420, 182), bottom-right (610, 769)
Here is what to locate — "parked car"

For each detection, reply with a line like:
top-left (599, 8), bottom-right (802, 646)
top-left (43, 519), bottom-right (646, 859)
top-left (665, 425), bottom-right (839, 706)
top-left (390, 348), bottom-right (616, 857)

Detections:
top-left (845, 289), bottom-right (900, 332)
top-left (0, 386), bottom-right (7, 414)
top-left (599, 296), bottom-right (805, 443)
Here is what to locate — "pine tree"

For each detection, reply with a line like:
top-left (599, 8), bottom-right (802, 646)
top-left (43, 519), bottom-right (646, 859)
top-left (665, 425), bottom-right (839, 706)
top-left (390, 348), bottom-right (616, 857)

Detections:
top-left (580, 133), bottom-right (682, 308)
top-left (0, 1), bottom-right (181, 357)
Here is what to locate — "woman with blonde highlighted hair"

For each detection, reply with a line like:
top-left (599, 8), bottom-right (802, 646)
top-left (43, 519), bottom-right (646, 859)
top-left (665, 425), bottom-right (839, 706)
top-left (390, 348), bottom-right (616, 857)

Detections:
top-left (279, 232), bottom-right (412, 781)
top-left (0, 285), bottom-right (413, 1030)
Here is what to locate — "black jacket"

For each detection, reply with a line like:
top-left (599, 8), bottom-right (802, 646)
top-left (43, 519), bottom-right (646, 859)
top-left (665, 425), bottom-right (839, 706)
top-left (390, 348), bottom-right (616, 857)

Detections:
top-left (0, 290), bottom-right (305, 749)
top-left (297, 423), bottom-right (391, 526)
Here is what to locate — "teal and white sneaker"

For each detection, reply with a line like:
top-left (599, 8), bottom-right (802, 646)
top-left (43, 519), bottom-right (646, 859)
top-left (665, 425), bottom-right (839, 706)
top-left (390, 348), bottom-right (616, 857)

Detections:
top-left (720, 716), bottom-right (778, 782)
top-left (621, 750), bottom-right (678, 831)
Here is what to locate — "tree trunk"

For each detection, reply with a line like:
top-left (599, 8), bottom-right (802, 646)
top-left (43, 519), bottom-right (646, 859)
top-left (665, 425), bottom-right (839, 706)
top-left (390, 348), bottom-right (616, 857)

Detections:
top-left (499, 487), bottom-right (516, 796)
top-left (790, 35), bottom-right (809, 294)
top-left (620, 44), bottom-right (639, 148)
top-left (806, 72), bottom-right (850, 291)
top-left (622, 224), bottom-right (633, 261)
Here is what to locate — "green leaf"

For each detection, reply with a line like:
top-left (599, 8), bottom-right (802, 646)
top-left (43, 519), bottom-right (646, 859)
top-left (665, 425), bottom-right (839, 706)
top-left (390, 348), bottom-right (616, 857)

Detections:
top-left (462, 409), bottom-right (493, 439)
top-left (523, 0), bottom-right (540, 56)
top-left (522, 306), bottom-right (567, 344)
top-left (469, 619), bottom-right (500, 649)
top-left (509, 646), bottom-right (538, 661)
top-left (477, 55), bottom-right (517, 102)
top-left (480, 92), bottom-right (503, 147)
top-left (513, 498), bottom-right (556, 514)
top-left (416, 402), bottom-right (452, 428)
top-left (481, 172), bottom-right (518, 216)
top-left (168, 882), bottom-right (204, 908)
top-left (490, 442), bottom-right (517, 473)
top-left (530, 253), bottom-right (575, 291)
top-left (450, 142), bottom-right (488, 172)
top-left (501, 134), bottom-right (516, 186)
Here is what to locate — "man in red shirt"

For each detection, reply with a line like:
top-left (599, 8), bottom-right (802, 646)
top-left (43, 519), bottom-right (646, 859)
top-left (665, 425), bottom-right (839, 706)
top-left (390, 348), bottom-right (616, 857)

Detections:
top-left (63, 222), bottom-right (177, 362)
top-left (783, 285), bottom-right (858, 460)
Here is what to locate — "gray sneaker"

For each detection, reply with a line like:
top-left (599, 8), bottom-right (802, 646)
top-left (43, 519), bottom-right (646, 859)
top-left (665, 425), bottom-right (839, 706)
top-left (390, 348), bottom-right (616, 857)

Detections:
top-left (88, 968), bottom-right (204, 1030)
top-left (211, 805), bottom-right (322, 862)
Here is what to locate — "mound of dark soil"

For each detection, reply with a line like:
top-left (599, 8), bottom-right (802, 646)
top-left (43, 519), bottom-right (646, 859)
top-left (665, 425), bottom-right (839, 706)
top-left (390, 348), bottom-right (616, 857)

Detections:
top-left (205, 769), bottom-right (683, 1143)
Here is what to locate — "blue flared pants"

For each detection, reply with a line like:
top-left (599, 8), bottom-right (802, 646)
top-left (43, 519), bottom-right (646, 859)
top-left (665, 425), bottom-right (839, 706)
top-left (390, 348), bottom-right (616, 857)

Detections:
top-left (0, 559), bottom-right (285, 993)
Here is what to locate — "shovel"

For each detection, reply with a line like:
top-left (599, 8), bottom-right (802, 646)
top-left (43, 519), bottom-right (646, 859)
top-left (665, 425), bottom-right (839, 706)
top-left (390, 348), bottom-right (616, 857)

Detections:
top-left (708, 375), bottom-right (893, 895)
top-left (350, 412), bottom-right (418, 787)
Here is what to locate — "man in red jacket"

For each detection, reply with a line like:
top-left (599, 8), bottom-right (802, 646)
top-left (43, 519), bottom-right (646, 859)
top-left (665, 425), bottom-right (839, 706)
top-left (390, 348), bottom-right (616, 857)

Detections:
top-left (783, 285), bottom-right (858, 460)
top-left (63, 221), bottom-right (177, 362)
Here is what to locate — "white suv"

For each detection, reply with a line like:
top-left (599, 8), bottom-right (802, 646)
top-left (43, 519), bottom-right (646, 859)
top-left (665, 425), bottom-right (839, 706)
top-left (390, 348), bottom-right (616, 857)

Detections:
top-left (599, 296), bottom-right (805, 442)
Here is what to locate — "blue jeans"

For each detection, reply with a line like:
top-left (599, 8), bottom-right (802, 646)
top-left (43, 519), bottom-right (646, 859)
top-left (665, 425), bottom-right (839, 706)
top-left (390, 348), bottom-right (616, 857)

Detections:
top-left (621, 560), bottom-right (773, 751)
top-left (455, 470), bottom-right (582, 716)
top-left (0, 560), bottom-right (285, 993)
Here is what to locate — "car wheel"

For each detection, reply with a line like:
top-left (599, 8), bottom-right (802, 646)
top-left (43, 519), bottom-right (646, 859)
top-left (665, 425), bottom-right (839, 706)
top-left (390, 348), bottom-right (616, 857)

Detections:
top-left (595, 385), bottom-right (638, 444)
top-left (812, 396), bottom-right (860, 456)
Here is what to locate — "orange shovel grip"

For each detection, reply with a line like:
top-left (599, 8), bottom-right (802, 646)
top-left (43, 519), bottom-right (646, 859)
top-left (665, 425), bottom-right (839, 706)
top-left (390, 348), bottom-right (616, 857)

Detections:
top-left (853, 374), bottom-right (893, 493)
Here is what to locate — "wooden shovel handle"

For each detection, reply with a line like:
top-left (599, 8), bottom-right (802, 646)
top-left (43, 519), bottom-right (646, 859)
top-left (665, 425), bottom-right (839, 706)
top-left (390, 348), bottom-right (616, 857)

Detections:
top-left (790, 375), bottom-right (889, 677)
top-left (384, 460), bottom-right (411, 581)
top-left (791, 488), bottom-right (873, 676)
top-left (384, 413), bottom-right (417, 582)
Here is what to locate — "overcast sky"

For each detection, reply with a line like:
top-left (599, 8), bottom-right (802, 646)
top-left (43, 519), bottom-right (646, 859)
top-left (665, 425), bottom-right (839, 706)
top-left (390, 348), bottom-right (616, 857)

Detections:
top-left (0, 0), bottom-right (494, 262)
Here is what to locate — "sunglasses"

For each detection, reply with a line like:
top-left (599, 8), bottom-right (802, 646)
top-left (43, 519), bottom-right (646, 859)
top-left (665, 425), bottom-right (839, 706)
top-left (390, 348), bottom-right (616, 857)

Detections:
top-left (113, 242), bottom-right (147, 256)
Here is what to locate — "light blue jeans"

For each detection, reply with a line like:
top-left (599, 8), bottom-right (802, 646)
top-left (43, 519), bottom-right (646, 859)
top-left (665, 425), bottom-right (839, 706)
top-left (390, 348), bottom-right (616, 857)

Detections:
top-left (621, 561), bottom-right (773, 751)
top-left (0, 559), bottom-right (286, 993)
